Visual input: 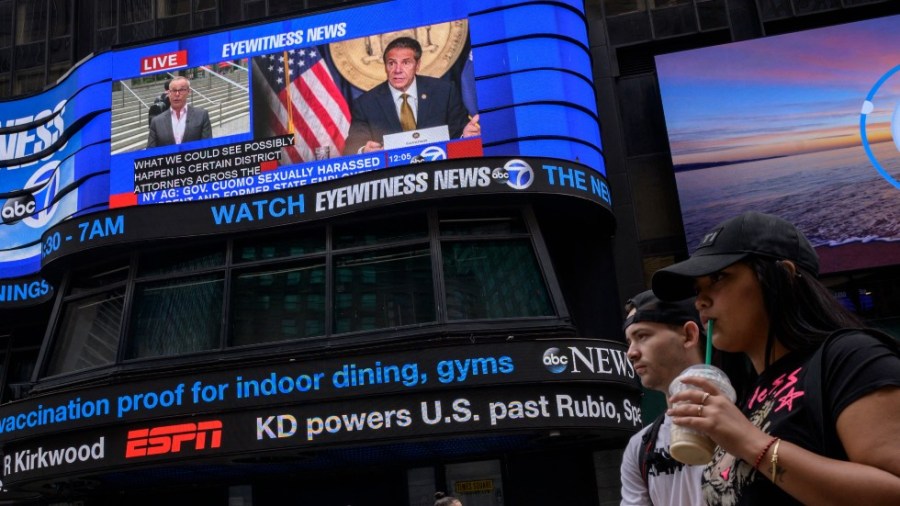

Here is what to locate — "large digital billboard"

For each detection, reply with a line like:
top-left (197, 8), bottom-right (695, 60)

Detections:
top-left (0, 339), bottom-right (639, 489)
top-left (0, 0), bottom-right (607, 306)
top-left (656, 14), bottom-right (900, 274)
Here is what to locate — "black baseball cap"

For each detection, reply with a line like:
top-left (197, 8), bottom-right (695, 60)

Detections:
top-left (622, 290), bottom-right (701, 331)
top-left (652, 211), bottom-right (819, 301)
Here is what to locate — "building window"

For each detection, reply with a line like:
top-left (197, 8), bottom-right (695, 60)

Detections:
top-left (125, 244), bottom-right (226, 359)
top-left (46, 288), bottom-right (125, 375)
top-left (45, 261), bottom-right (129, 377)
top-left (334, 246), bottom-right (436, 333)
top-left (42, 207), bottom-right (562, 379)
top-left (442, 239), bottom-right (553, 320)
top-left (231, 260), bottom-right (327, 345)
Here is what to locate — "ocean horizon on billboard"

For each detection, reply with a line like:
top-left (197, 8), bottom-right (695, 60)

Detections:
top-left (0, 0), bottom-right (605, 289)
top-left (656, 14), bottom-right (900, 274)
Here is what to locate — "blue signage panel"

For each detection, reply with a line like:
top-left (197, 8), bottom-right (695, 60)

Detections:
top-left (1, 0), bottom-right (606, 297)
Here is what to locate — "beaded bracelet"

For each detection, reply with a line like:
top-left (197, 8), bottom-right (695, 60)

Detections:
top-left (754, 436), bottom-right (779, 470)
top-left (770, 439), bottom-right (782, 482)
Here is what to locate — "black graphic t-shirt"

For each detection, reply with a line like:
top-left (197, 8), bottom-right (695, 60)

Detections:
top-left (701, 331), bottom-right (900, 505)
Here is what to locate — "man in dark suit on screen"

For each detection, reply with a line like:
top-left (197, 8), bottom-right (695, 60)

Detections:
top-left (344, 37), bottom-right (480, 155)
top-left (147, 76), bottom-right (212, 148)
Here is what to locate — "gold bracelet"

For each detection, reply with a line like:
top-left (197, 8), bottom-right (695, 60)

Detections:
top-left (770, 438), bottom-right (781, 482)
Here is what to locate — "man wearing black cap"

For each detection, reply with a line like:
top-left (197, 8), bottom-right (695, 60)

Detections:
top-left (619, 290), bottom-right (706, 506)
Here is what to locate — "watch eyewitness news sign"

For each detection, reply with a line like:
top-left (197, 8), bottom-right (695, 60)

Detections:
top-left (40, 156), bottom-right (611, 271)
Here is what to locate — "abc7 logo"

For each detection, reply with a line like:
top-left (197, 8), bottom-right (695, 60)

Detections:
top-left (492, 159), bottom-right (534, 190)
top-left (2, 160), bottom-right (62, 226)
top-left (542, 347), bottom-right (569, 374)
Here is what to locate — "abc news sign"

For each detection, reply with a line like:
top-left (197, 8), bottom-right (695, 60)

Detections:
top-left (1, 195), bottom-right (36, 224)
top-left (0, 340), bottom-right (638, 487)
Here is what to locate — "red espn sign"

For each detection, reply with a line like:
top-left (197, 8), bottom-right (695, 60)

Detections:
top-left (140, 50), bottom-right (188, 74)
top-left (125, 420), bottom-right (222, 458)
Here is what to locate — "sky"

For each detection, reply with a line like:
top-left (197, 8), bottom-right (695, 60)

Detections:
top-left (655, 14), bottom-right (900, 165)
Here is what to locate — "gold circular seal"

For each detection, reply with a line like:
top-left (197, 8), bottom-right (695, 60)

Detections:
top-left (329, 19), bottom-right (469, 91)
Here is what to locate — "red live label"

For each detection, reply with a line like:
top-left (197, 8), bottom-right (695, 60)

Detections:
top-left (140, 50), bottom-right (188, 74)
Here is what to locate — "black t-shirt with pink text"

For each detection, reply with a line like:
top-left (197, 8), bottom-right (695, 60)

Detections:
top-left (701, 330), bottom-right (900, 505)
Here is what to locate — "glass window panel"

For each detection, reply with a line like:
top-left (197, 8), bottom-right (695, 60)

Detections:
top-left (195, 0), bottom-right (216, 10)
top-left (270, 0), bottom-right (308, 15)
top-left (235, 229), bottom-right (325, 262)
top-left (157, 14), bottom-right (190, 34)
top-left (49, 37), bottom-right (70, 64)
top-left (697, 0), bottom-right (727, 31)
top-left (603, 0), bottom-right (648, 17)
top-left (439, 210), bottom-right (526, 236)
top-left (159, 0), bottom-right (190, 16)
top-left (0, 1), bottom-right (12, 47)
top-left (49, 0), bottom-right (71, 38)
top-left (13, 66), bottom-right (43, 95)
top-left (120, 20), bottom-right (154, 43)
top-left (123, 0), bottom-right (153, 23)
top-left (241, 0), bottom-right (266, 21)
top-left (651, 0), bottom-right (691, 9)
top-left (15, 1), bottom-right (47, 44)
top-left (96, 0), bottom-right (117, 29)
top-left (193, 8), bottom-right (216, 29)
top-left (757, 0), bottom-right (794, 21)
top-left (333, 247), bottom-right (435, 333)
top-left (14, 42), bottom-right (44, 69)
top-left (230, 261), bottom-right (326, 346)
top-left (6, 349), bottom-right (37, 400)
top-left (95, 28), bottom-right (117, 50)
top-left (127, 274), bottom-right (224, 359)
top-left (46, 288), bottom-right (124, 376)
top-left (0, 72), bottom-right (9, 98)
top-left (138, 243), bottom-right (225, 277)
top-left (0, 47), bottom-right (9, 72)
top-left (333, 214), bottom-right (428, 249)
top-left (443, 239), bottom-right (554, 320)
top-left (69, 260), bottom-right (129, 295)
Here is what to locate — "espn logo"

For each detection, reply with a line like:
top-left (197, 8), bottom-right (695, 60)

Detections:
top-left (125, 420), bottom-right (223, 458)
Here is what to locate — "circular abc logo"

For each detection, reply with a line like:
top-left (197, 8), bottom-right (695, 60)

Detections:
top-left (542, 347), bottom-right (568, 374)
top-left (492, 159), bottom-right (533, 190)
top-left (419, 146), bottom-right (447, 162)
top-left (1, 194), bottom-right (37, 224)
top-left (505, 159), bottom-right (534, 189)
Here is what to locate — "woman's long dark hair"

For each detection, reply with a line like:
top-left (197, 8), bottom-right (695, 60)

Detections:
top-left (748, 256), bottom-right (862, 365)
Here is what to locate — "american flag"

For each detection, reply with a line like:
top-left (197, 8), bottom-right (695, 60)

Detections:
top-left (253, 48), bottom-right (350, 163)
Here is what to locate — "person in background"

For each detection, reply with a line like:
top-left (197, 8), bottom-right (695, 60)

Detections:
top-left (433, 491), bottom-right (462, 506)
top-left (619, 290), bottom-right (707, 506)
top-left (344, 36), bottom-right (480, 155)
top-left (652, 211), bottom-right (900, 505)
top-left (147, 75), bottom-right (212, 147)
top-left (147, 79), bottom-right (170, 126)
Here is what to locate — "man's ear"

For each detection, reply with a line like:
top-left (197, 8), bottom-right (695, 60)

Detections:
top-left (681, 320), bottom-right (701, 351)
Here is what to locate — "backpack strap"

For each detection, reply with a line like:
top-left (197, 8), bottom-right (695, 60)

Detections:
top-left (639, 412), bottom-right (666, 487)
top-left (806, 328), bottom-right (899, 458)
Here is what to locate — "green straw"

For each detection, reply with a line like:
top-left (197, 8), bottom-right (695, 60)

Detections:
top-left (706, 319), bottom-right (714, 365)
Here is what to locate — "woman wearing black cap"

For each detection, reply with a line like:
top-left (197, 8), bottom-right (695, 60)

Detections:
top-left (652, 211), bottom-right (900, 505)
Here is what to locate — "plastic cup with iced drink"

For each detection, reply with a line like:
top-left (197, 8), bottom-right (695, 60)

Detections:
top-left (668, 363), bottom-right (736, 465)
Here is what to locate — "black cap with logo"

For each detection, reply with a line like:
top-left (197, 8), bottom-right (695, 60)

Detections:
top-left (622, 290), bottom-right (701, 331)
top-left (652, 211), bottom-right (819, 301)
